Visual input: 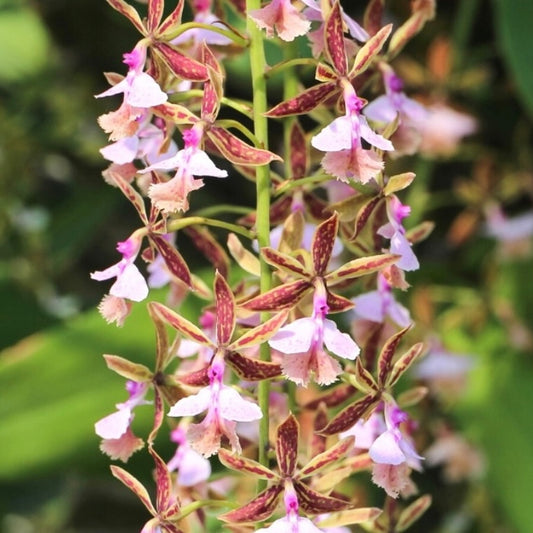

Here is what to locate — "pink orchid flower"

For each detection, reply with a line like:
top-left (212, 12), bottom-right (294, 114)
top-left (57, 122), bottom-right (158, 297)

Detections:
top-left (249, 0), bottom-right (311, 42)
top-left (168, 356), bottom-right (262, 457)
top-left (167, 426), bottom-right (212, 487)
top-left (141, 124), bottom-right (227, 213)
top-left (91, 233), bottom-right (149, 302)
top-left (377, 195), bottom-right (419, 271)
top-left (95, 43), bottom-right (167, 108)
top-left (268, 283), bottom-right (359, 386)
top-left (95, 381), bottom-right (150, 440)
top-left (312, 84), bottom-right (393, 183)
top-left (352, 273), bottom-right (412, 328)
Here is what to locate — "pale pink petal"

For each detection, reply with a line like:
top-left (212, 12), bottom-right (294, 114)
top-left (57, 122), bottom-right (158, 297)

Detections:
top-left (369, 430), bottom-right (405, 465)
top-left (110, 263), bottom-right (149, 301)
top-left (257, 516), bottom-right (323, 533)
top-left (268, 318), bottom-right (316, 354)
top-left (95, 78), bottom-right (129, 99)
top-left (176, 447), bottom-right (212, 486)
top-left (390, 232), bottom-right (419, 271)
top-left (90, 262), bottom-right (123, 282)
top-left (314, 350), bottom-right (342, 385)
top-left (95, 408), bottom-right (131, 439)
top-left (148, 174), bottom-right (204, 214)
top-left (322, 148), bottom-right (384, 184)
top-left (220, 418), bottom-right (242, 455)
top-left (344, 14), bottom-right (369, 41)
top-left (364, 95), bottom-right (399, 123)
top-left (141, 150), bottom-right (187, 173)
top-left (249, 0), bottom-right (311, 42)
top-left (322, 319), bottom-right (360, 360)
top-left (99, 428), bottom-right (144, 462)
top-left (126, 72), bottom-right (168, 107)
top-left (218, 386), bottom-right (263, 422)
top-left (281, 352), bottom-right (312, 386)
top-left (187, 418), bottom-right (221, 457)
top-left (352, 291), bottom-right (385, 323)
top-left (168, 387), bottom-right (212, 417)
top-left (340, 413), bottom-right (385, 450)
top-left (311, 115), bottom-right (352, 152)
top-left (187, 150), bottom-right (228, 177)
top-left (371, 462), bottom-right (411, 499)
top-left (359, 116), bottom-right (394, 151)
top-left (100, 136), bottom-right (140, 164)
top-left (400, 97), bottom-right (428, 122)
top-left (387, 300), bottom-right (412, 328)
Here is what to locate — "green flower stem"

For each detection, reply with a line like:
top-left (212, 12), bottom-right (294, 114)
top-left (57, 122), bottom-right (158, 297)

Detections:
top-left (265, 57), bottom-right (317, 79)
top-left (166, 216), bottom-right (254, 239)
top-left (193, 204), bottom-right (254, 218)
top-left (162, 22), bottom-right (248, 47)
top-left (246, 0), bottom-right (273, 475)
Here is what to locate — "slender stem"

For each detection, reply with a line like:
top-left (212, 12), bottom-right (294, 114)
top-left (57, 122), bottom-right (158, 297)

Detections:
top-left (247, 0), bottom-right (272, 475)
top-left (193, 204), bottom-right (253, 218)
top-left (166, 216), bottom-right (254, 239)
top-left (265, 57), bottom-right (317, 79)
top-left (162, 22), bottom-right (248, 47)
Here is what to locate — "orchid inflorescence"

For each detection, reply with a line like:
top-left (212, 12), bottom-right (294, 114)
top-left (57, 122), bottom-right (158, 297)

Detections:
top-left (90, 0), bottom-right (475, 531)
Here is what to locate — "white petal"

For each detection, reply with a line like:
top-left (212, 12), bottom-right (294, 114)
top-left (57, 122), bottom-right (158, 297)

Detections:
top-left (218, 387), bottom-right (262, 422)
top-left (90, 261), bottom-right (122, 282)
top-left (126, 72), bottom-right (168, 107)
top-left (323, 319), bottom-right (360, 360)
top-left (95, 408), bottom-right (131, 439)
top-left (369, 430), bottom-right (405, 465)
top-left (109, 263), bottom-right (149, 302)
top-left (268, 318), bottom-right (315, 354)
top-left (187, 150), bottom-right (228, 177)
top-left (168, 386), bottom-right (211, 417)
top-left (140, 150), bottom-right (187, 173)
top-left (311, 115), bottom-right (352, 152)
top-left (100, 136), bottom-right (139, 164)
top-left (177, 447), bottom-right (212, 486)
top-left (360, 116), bottom-right (394, 151)
top-left (94, 78), bottom-right (129, 99)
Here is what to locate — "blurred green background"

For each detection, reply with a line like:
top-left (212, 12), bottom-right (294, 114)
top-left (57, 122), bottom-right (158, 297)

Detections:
top-left (1, 0), bottom-right (532, 531)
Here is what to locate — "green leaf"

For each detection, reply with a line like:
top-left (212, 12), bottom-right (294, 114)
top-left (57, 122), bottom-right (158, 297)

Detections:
top-left (494, 0), bottom-right (533, 118)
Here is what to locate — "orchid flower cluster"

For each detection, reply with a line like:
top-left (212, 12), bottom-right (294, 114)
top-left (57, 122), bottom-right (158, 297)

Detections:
top-left (90, 0), bottom-right (475, 530)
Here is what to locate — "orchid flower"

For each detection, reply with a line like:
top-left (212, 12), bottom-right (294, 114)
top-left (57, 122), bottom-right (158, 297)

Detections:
top-left (249, 0), bottom-right (311, 42)
top-left (268, 281), bottom-right (359, 386)
top-left (141, 124), bottom-right (227, 213)
top-left (91, 232), bottom-right (149, 302)
top-left (168, 355), bottom-right (262, 457)
top-left (312, 83), bottom-right (394, 183)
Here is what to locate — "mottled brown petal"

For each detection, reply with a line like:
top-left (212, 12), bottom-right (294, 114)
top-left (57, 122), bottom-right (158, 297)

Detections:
top-left (176, 365), bottom-right (210, 387)
top-left (364, 0), bottom-right (385, 36)
top-left (311, 403), bottom-right (328, 456)
top-left (106, 0), bottom-right (146, 34)
top-left (299, 437), bottom-right (354, 479)
top-left (304, 192), bottom-right (331, 221)
top-left (148, 302), bottom-right (171, 371)
top-left (276, 414), bottom-right (299, 477)
top-left (326, 253), bottom-right (398, 285)
top-left (240, 279), bottom-right (311, 311)
top-left (351, 196), bottom-right (383, 240)
top-left (320, 394), bottom-right (379, 435)
top-left (324, 1), bottom-right (348, 76)
top-left (326, 291), bottom-right (355, 313)
top-left (148, 389), bottom-right (164, 445)
top-left (312, 213), bottom-right (339, 276)
top-left (384, 172), bottom-right (416, 196)
top-left (226, 351), bottom-right (282, 381)
top-left (152, 43), bottom-right (209, 81)
top-left (207, 127), bottom-right (281, 166)
top-left (201, 44), bottom-right (223, 122)
top-left (152, 102), bottom-right (197, 124)
top-left (262, 247), bottom-right (309, 279)
top-left (106, 171), bottom-right (148, 224)
top-left (218, 448), bottom-right (277, 480)
top-left (227, 233), bottom-right (260, 276)
top-left (147, 0), bottom-right (164, 32)
top-left (150, 234), bottom-right (192, 288)
top-left (214, 271), bottom-right (236, 345)
top-left (387, 342), bottom-right (424, 388)
top-left (156, 0), bottom-right (185, 37)
top-left (266, 82), bottom-right (338, 118)
top-left (294, 482), bottom-right (352, 514)
top-left (219, 484), bottom-right (283, 523)
top-left (151, 302), bottom-right (214, 347)
top-left (289, 120), bottom-right (308, 178)
top-left (315, 62), bottom-right (338, 82)
top-left (160, 523), bottom-right (184, 533)
top-left (405, 220), bottom-right (435, 244)
top-left (388, 12), bottom-right (426, 59)
top-left (397, 495), bottom-right (432, 531)
top-left (317, 507), bottom-right (383, 528)
top-left (103, 354), bottom-right (152, 382)
top-left (185, 226), bottom-right (229, 280)
top-left (353, 357), bottom-right (379, 394)
top-left (279, 210), bottom-right (305, 255)
top-left (397, 386), bottom-right (428, 408)
top-left (110, 465), bottom-right (156, 515)
top-left (148, 447), bottom-right (174, 512)
top-left (230, 309), bottom-right (289, 351)
top-left (377, 326), bottom-right (410, 387)
top-left (350, 24), bottom-right (392, 77)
